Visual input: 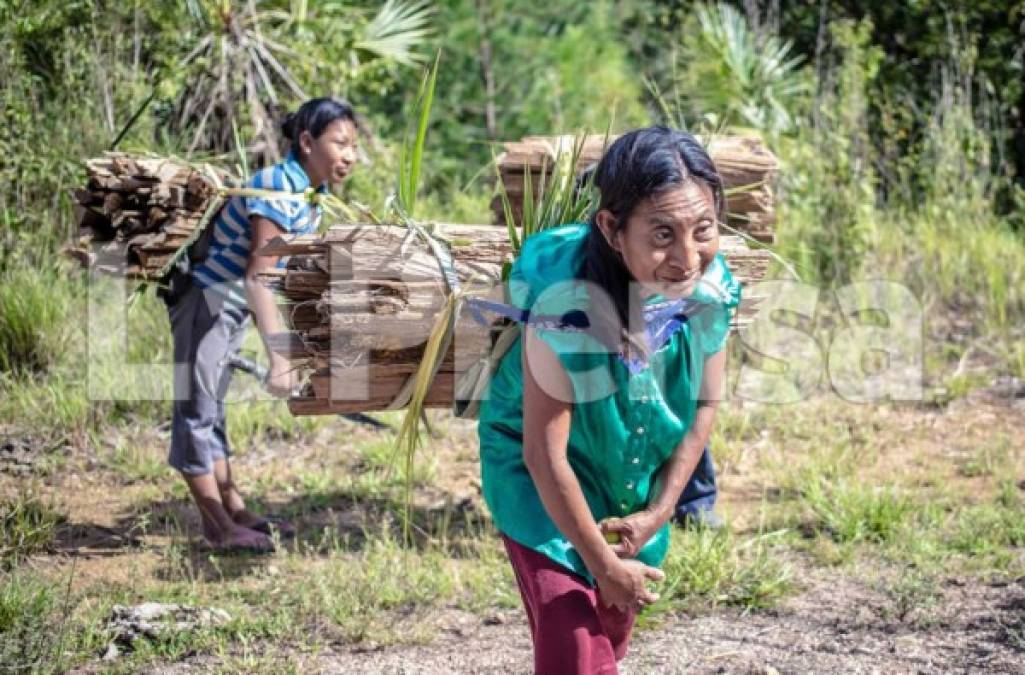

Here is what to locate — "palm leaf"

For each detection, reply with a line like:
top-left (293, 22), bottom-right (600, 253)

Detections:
top-left (169, 0), bottom-right (431, 161)
top-left (356, 0), bottom-right (434, 67)
top-left (393, 289), bottom-right (458, 542)
top-left (492, 148), bottom-right (521, 255)
top-left (396, 51), bottom-right (440, 219)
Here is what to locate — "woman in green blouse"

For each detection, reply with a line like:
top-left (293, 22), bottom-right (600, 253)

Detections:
top-left (478, 126), bottom-right (740, 674)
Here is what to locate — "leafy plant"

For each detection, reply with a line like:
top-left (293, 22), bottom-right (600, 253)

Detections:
top-left (385, 52), bottom-right (447, 539)
top-left (396, 51), bottom-right (440, 219)
top-left (0, 263), bottom-right (75, 375)
top-left (778, 18), bottom-right (882, 284)
top-left (1, 491), bottom-right (65, 569)
top-left (0, 572), bottom-right (58, 669)
top-left (674, 2), bottom-right (810, 137)
top-left (654, 526), bottom-right (792, 614)
top-left (356, 0), bottom-right (435, 68)
top-left (799, 477), bottom-right (913, 545)
top-left (494, 134), bottom-right (601, 259)
top-left (168, 0), bottom-right (433, 159)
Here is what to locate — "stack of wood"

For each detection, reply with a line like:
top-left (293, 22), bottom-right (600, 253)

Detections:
top-left (493, 134), bottom-right (779, 243)
top-left (69, 153), bottom-right (231, 279)
top-left (262, 225), bottom-right (772, 416)
top-left (260, 223), bottom-right (508, 415)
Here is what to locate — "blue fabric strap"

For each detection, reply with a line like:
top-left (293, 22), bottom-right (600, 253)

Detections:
top-left (466, 295), bottom-right (704, 372)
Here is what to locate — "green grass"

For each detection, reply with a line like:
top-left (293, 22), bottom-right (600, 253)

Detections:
top-left (959, 434), bottom-right (1012, 478)
top-left (650, 526), bottom-right (792, 619)
top-left (799, 478), bottom-right (914, 545)
top-left (102, 435), bottom-right (173, 484)
top-left (949, 493), bottom-right (1025, 558)
top-left (0, 572), bottom-right (59, 670)
top-left (145, 522), bottom-right (516, 653)
top-left (0, 263), bottom-right (75, 375)
top-left (0, 275), bottom-right (174, 436)
top-left (1, 490), bottom-right (65, 569)
top-left (226, 398), bottom-right (328, 454)
top-left (878, 569), bottom-right (942, 626)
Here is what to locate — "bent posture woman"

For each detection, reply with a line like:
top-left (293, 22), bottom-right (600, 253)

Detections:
top-left (479, 127), bottom-right (740, 673)
top-left (168, 97), bottom-right (359, 552)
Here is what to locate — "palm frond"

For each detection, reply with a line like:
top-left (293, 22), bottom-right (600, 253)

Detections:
top-left (493, 134), bottom-right (600, 259)
top-left (169, 0), bottom-right (432, 162)
top-left (395, 51), bottom-right (440, 219)
top-left (356, 0), bottom-right (434, 68)
top-left (393, 290), bottom-right (458, 542)
top-left (681, 2), bottom-right (809, 137)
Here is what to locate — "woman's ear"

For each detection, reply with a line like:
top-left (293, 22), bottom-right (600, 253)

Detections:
top-left (298, 130), bottom-right (314, 156)
top-left (595, 210), bottom-right (621, 253)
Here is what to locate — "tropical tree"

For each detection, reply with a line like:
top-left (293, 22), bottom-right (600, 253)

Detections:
top-left (166, 0), bottom-right (433, 160)
top-left (673, 2), bottom-right (809, 137)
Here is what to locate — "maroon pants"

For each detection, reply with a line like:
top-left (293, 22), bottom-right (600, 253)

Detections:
top-left (502, 535), bottom-right (636, 674)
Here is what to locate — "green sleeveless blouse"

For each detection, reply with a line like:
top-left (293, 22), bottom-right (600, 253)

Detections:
top-left (478, 223), bottom-right (740, 583)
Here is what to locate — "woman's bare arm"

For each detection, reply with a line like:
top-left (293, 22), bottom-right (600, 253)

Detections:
top-left (646, 348), bottom-right (725, 523)
top-left (244, 215), bottom-right (291, 395)
top-left (522, 328), bottom-right (665, 607)
top-left (521, 327), bottom-right (619, 579)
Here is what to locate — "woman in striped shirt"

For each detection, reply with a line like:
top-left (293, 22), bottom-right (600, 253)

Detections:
top-left (169, 98), bottom-right (359, 553)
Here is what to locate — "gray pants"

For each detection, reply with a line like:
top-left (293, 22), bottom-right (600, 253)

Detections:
top-left (168, 284), bottom-right (250, 475)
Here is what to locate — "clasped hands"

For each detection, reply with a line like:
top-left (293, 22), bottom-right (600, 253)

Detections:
top-left (595, 509), bottom-right (667, 613)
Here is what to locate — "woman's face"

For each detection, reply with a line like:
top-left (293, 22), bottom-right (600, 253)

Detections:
top-left (596, 180), bottom-right (719, 300)
top-left (299, 118), bottom-right (358, 186)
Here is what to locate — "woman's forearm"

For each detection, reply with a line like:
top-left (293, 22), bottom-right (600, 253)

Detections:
top-left (646, 402), bottom-right (718, 523)
top-left (244, 276), bottom-right (284, 358)
top-left (525, 449), bottom-right (619, 580)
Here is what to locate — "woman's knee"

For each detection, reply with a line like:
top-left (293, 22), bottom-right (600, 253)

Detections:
top-left (532, 588), bottom-right (617, 672)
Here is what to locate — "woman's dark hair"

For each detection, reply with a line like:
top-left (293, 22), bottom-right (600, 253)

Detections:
top-left (281, 97), bottom-right (358, 155)
top-left (579, 126), bottom-right (725, 347)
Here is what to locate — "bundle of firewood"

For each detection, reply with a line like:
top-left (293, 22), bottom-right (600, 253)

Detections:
top-left (69, 153), bottom-right (231, 279)
top-left (262, 225), bottom-right (772, 415)
top-left (493, 135), bottom-right (779, 243)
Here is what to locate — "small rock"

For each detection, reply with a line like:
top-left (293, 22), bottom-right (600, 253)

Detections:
top-left (105, 602), bottom-right (231, 654)
top-left (991, 375), bottom-right (1025, 398)
top-left (102, 642), bottom-right (120, 661)
top-left (764, 666), bottom-right (780, 675)
top-left (0, 431), bottom-right (56, 476)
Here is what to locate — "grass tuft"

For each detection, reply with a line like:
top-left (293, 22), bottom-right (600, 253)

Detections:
top-left (654, 526), bottom-right (792, 616)
top-left (0, 264), bottom-right (75, 375)
top-left (1, 490), bottom-right (65, 569)
top-left (0, 572), bottom-right (57, 669)
top-left (799, 478), bottom-right (914, 545)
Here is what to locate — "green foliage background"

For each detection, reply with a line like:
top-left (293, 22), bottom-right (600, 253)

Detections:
top-left (0, 0), bottom-right (1023, 430)
top-left (1, 3), bottom-right (1024, 670)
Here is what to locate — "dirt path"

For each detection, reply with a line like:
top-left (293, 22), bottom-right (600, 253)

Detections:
top-left (21, 394), bottom-right (1025, 673)
top-left (152, 566), bottom-right (1025, 674)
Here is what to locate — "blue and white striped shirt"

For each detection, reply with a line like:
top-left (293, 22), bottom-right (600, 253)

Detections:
top-left (193, 152), bottom-right (326, 307)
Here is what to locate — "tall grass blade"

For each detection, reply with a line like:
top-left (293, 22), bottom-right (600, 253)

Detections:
top-left (409, 51), bottom-right (440, 218)
top-left (393, 292), bottom-right (458, 541)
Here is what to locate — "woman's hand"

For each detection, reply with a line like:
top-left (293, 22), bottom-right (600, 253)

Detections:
top-left (600, 510), bottom-right (663, 559)
top-left (595, 558), bottom-right (665, 612)
top-left (266, 355), bottom-right (295, 398)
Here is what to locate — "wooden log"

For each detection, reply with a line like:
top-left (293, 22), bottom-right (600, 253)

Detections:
top-left (74, 153), bottom-right (232, 280)
top-left (493, 134), bottom-right (779, 243)
top-left (317, 223), bottom-right (511, 282)
top-left (152, 184), bottom-right (188, 208)
top-left (74, 203), bottom-right (111, 232)
top-left (289, 373), bottom-right (455, 415)
top-left (269, 223), bottom-right (774, 414)
top-left (265, 228), bottom-right (769, 306)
